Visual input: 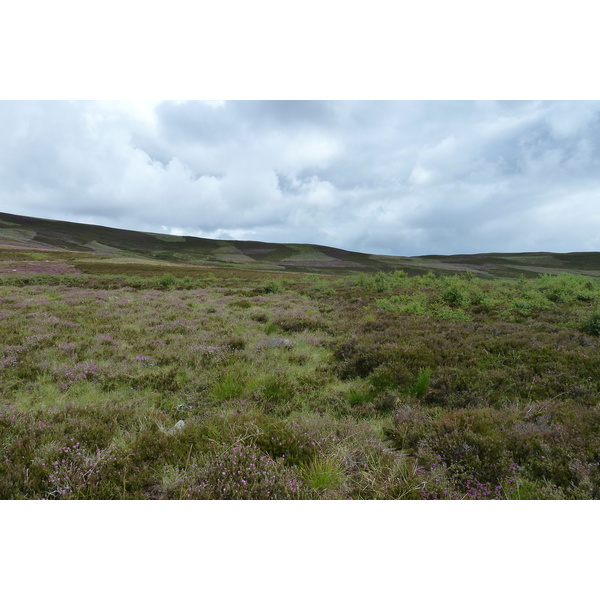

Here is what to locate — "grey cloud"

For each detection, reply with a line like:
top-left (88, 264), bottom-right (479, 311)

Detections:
top-left (2, 100), bottom-right (600, 256)
top-left (230, 100), bottom-right (339, 130)
top-left (155, 101), bottom-right (236, 144)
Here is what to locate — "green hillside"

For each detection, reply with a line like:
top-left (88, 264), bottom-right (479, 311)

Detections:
top-left (1, 211), bottom-right (600, 278)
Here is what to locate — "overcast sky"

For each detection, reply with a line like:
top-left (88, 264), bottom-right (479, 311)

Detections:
top-left (1, 100), bottom-right (599, 256)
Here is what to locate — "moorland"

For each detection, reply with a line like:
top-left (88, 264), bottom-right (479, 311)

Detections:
top-left (1, 212), bottom-right (600, 499)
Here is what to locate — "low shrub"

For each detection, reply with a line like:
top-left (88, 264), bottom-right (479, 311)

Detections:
top-left (224, 336), bottom-right (246, 351)
top-left (582, 310), bottom-right (600, 336)
top-left (156, 274), bottom-right (178, 288)
top-left (189, 442), bottom-right (304, 499)
top-left (262, 280), bottom-right (284, 294)
top-left (439, 280), bottom-right (470, 307)
top-left (376, 293), bottom-right (428, 315)
top-left (272, 310), bottom-right (328, 333)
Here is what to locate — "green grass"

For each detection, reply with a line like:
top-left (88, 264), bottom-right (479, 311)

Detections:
top-left (302, 455), bottom-right (345, 495)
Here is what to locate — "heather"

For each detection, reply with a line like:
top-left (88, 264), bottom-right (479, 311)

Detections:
top-left (1, 266), bottom-right (600, 499)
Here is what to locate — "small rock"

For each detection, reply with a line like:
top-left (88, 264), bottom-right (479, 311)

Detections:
top-left (265, 338), bottom-right (296, 348)
top-left (167, 420), bottom-right (185, 434)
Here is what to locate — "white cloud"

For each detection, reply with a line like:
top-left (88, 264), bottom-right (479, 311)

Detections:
top-left (544, 101), bottom-right (599, 138)
top-left (2, 100), bottom-right (600, 256)
top-left (408, 166), bottom-right (433, 186)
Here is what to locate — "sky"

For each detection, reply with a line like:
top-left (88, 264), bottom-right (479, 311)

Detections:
top-left (1, 100), bottom-right (599, 256)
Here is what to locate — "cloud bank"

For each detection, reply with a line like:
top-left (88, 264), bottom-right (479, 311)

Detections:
top-left (1, 100), bottom-right (599, 256)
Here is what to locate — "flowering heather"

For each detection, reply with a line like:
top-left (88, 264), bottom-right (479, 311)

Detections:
top-left (0, 260), bottom-right (81, 275)
top-left (417, 457), bottom-right (520, 500)
top-left (191, 442), bottom-right (303, 500)
top-left (52, 362), bottom-right (103, 389)
top-left (0, 356), bottom-right (19, 370)
top-left (23, 333), bottom-right (53, 346)
top-left (1, 265), bottom-right (600, 499)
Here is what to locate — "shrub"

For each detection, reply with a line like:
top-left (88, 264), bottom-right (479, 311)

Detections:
top-left (440, 282), bottom-right (469, 307)
top-left (376, 293), bottom-right (428, 315)
top-left (537, 273), bottom-right (598, 304)
top-left (433, 305), bottom-right (472, 321)
top-left (254, 415), bottom-right (342, 467)
top-left (230, 298), bottom-right (252, 309)
top-left (385, 405), bottom-right (433, 450)
top-left (157, 274), bottom-right (177, 288)
top-left (372, 273), bottom-right (391, 293)
top-left (310, 283), bottom-right (336, 298)
top-left (225, 336), bottom-right (246, 351)
top-left (272, 311), bottom-right (328, 333)
top-left (189, 442), bottom-right (304, 499)
top-left (250, 311), bottom-right (269, 323)
top-left (351, 271), bottom-right (407, 293)
top-left (369, 363), bottom-right (412, 392)
top-left (262, 280), bottom-right (284, 294)
top-left (582, 310), bottom-right (600, 336)
top-left (3, 256), bottom-right (600, 500)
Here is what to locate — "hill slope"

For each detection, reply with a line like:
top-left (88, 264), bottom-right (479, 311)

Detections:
top-left (1, 211), bottom-right (599, 278)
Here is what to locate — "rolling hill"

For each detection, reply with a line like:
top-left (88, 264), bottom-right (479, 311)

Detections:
top-left (1, 210), bottom-right (599, 279)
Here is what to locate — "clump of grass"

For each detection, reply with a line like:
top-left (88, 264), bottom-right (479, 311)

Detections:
top-left (212, 373), bottom-right (245, 400)
top-left (349, 449), bottom-right (425, 500)
top-left (302, 455), bottom-right (345, 495)
top-left (264, 322), bottom-right (279, 335)
top-left (410, 368), bottom-right (432, 398)
top-left (347, 387), bottom-right (375, 407)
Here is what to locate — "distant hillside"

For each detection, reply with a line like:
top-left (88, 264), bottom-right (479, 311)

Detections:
top-left (1, 211), bottom-right (600, 278)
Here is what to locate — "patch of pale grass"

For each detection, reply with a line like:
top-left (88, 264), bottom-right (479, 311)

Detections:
top-left (302, 453), bottom-right (346, 496)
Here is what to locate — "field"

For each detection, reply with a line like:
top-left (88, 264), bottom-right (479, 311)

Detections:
top-left (2, 227), bottom-right (600, 500)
